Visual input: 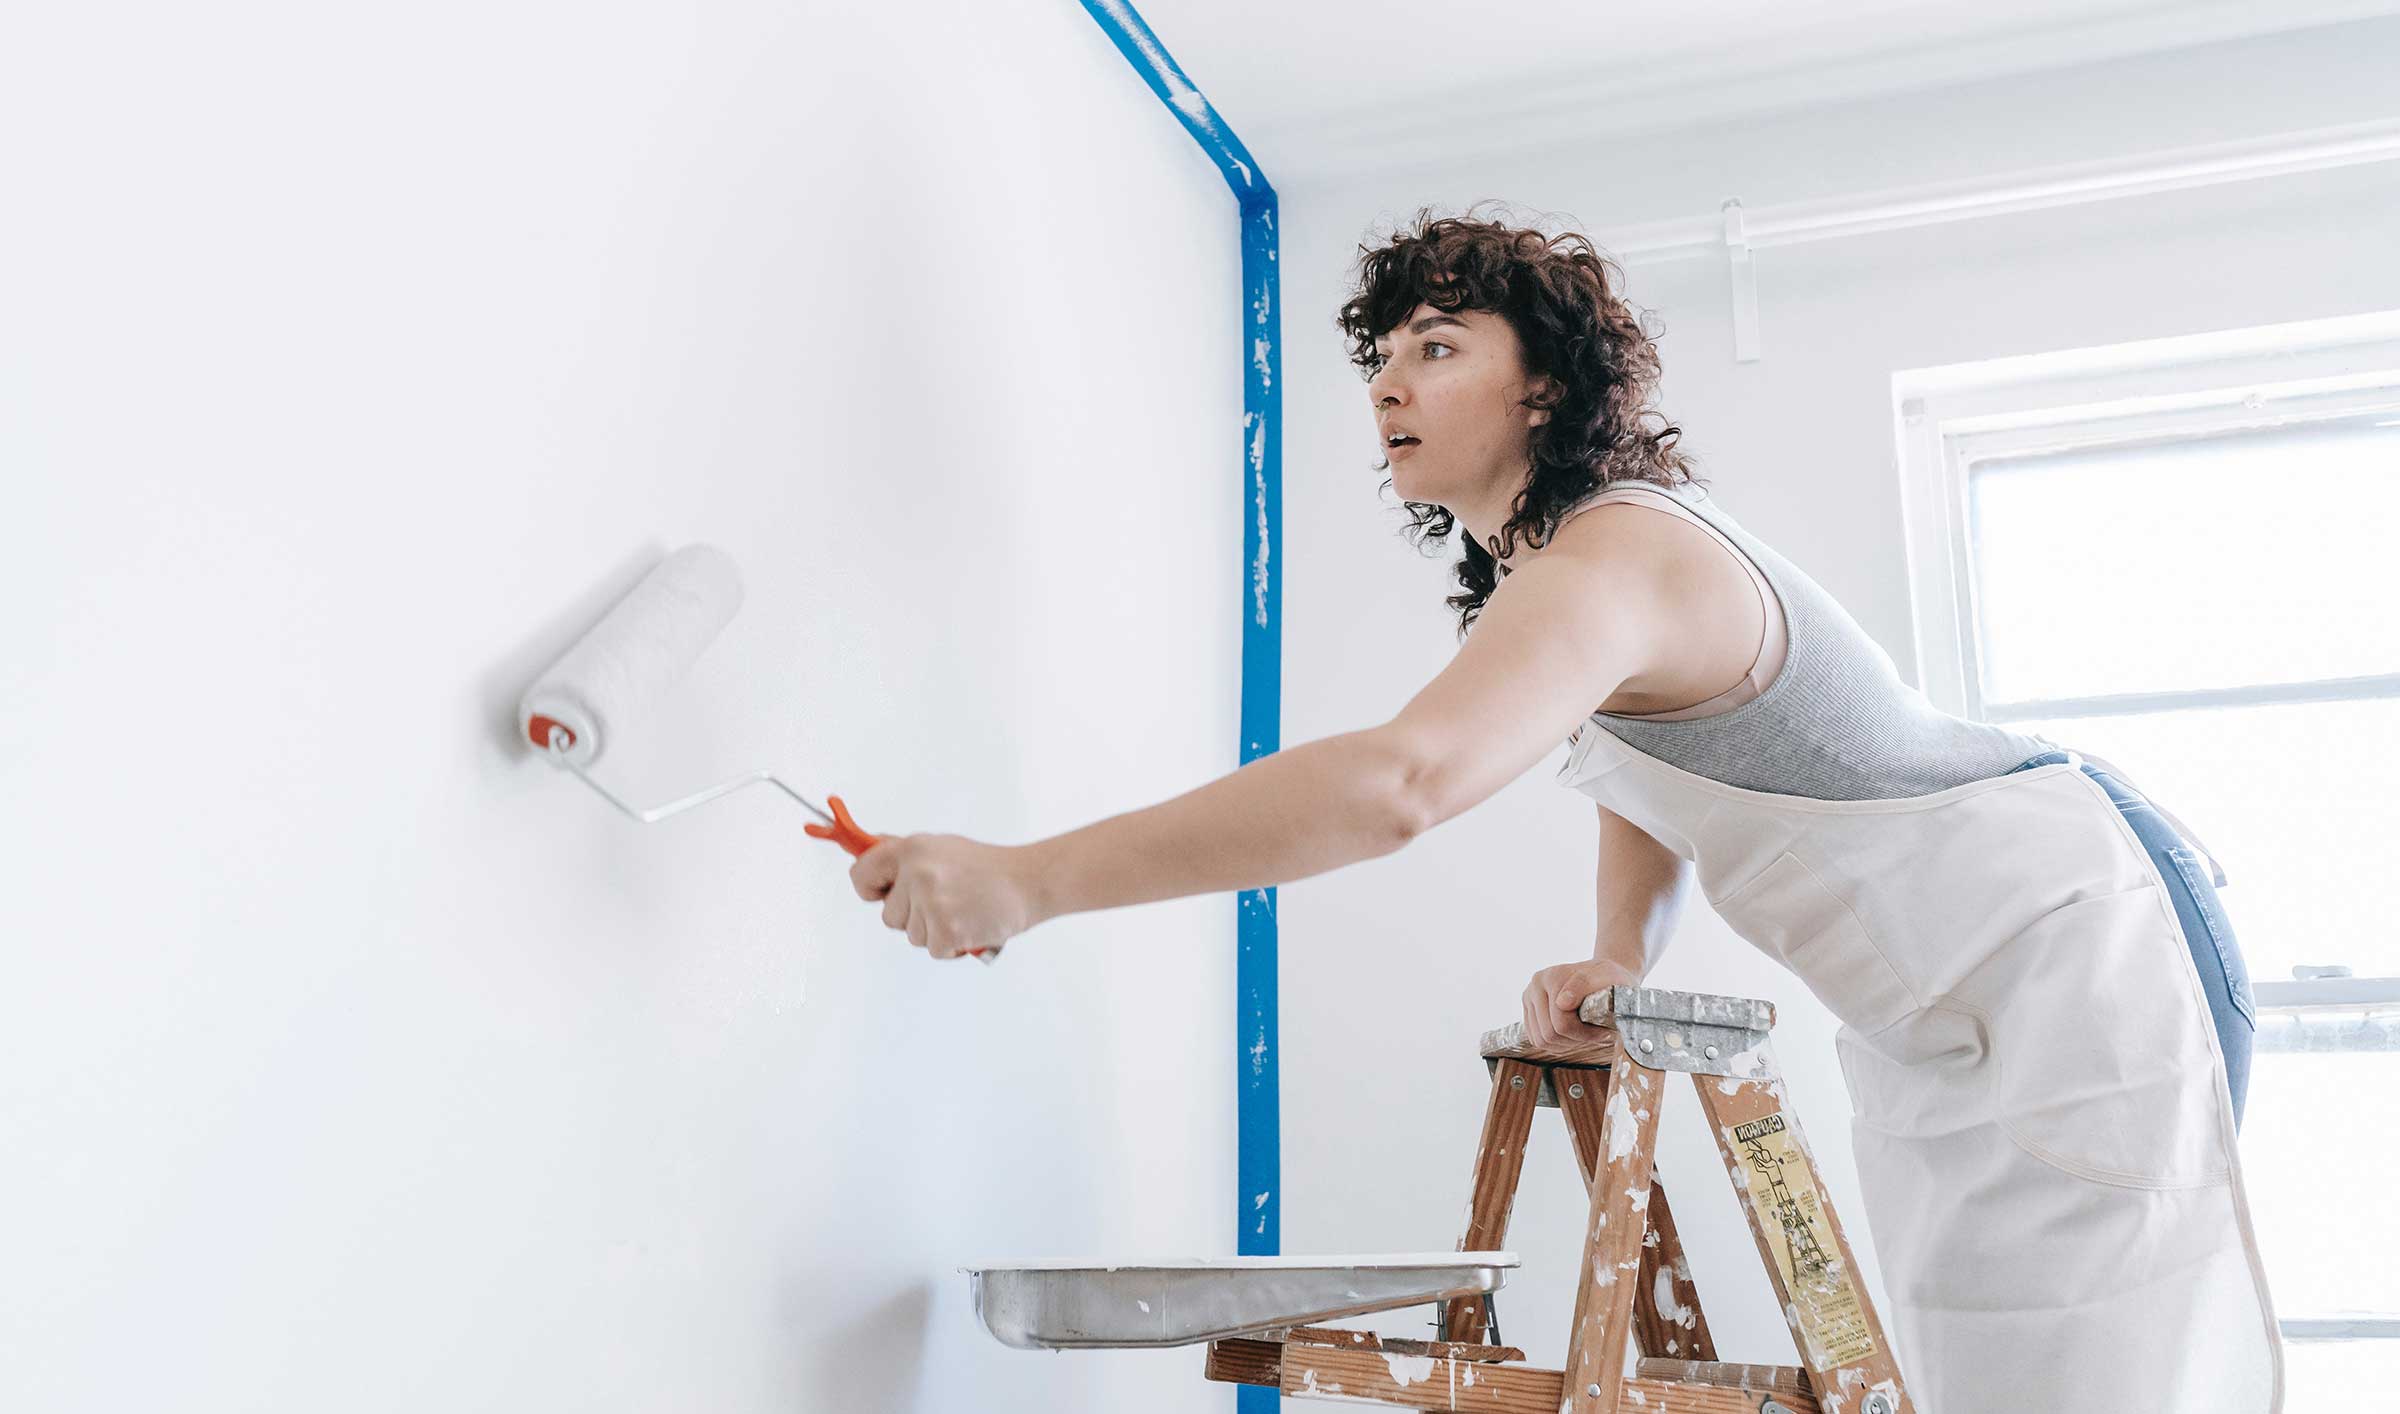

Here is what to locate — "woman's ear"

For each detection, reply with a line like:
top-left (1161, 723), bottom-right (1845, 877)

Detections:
top-left (1528, 375), bottom-right (1562, 426)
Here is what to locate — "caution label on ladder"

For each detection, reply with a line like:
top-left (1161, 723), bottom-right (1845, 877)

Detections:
top-left (1726, 1112), bottom-right (1876, 1367)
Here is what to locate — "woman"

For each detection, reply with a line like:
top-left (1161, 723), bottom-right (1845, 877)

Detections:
top-left (837, 208), bottom-right (2280, 1412)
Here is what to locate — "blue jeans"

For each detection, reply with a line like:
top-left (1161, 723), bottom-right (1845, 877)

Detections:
top-left (2006, 750), bottom-right (2253, 1126)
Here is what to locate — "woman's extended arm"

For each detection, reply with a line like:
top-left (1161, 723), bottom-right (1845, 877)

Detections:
top-left (853, 510), bottom-right (1674, 959)
top-left (1018, 518), bottom-right (1673, 928)
top-left (1016, 728), bottom-right (1423, 921)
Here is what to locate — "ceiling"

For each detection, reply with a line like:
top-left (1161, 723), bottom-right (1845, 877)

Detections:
top-left (1124, 0), bottom-right (2400, 186)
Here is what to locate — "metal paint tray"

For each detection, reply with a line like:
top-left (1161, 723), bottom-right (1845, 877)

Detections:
top-left (963, 1250), bottom-right (1518, 1349)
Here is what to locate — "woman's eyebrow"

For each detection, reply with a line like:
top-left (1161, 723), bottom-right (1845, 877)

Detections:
top-left (1376, 313), bottom-right (1470, 346)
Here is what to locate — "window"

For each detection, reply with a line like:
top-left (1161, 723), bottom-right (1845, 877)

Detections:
top-left (1894, 310), bottom-right (2400, 1401)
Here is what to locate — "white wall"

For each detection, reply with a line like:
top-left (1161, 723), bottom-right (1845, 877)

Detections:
top-left (0, 4), bottom-right (1249, 1411)
top-left (1275, 16), bottom-right (2400, 1374)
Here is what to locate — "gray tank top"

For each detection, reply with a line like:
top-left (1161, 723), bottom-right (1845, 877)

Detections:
top-left (1558, 479), bottom-right (2055, 801)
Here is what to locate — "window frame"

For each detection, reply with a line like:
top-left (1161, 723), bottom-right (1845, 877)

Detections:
top-left (1891, 309), bottom-right (2400, 723)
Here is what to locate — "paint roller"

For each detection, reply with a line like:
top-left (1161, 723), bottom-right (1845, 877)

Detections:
top-left (519, 543), bottom-right (999, 962)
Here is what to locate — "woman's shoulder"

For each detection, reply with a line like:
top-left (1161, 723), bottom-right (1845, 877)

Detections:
top-left (1539, 480), bottom-right (1775, 713)
top-left (1516, 485), bottom-right (1733, 636)
top-left (1546, 480), bottom-right (1717, 559)
top-left (1552, 478), bottom-right (1711, 531)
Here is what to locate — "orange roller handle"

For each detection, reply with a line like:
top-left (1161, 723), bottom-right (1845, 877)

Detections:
top-left (804, 795), bottom-right (993, 961)
top-left (802, 794), bottom-right (884, 858)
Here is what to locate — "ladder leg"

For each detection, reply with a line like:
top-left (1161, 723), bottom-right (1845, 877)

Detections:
top-left (1693, 1042), bottom-right (1915, 1412)
top-left (1556, 1065), bottom-right (1719, 1362)
top-left (1441, 1056), bottom-right (1540, 1343)
top-left (1635, 1177), bottom-right (1719, 1360)
top-left (1559, 1060), bottom-right (1661, 1413)
top-left (1552, 1065), bottom-right (1607, 1187)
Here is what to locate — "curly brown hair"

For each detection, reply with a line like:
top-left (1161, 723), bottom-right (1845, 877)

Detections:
top-left (1336, 202), bottom-right (1703, 637)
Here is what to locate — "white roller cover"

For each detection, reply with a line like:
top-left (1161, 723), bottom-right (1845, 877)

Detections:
top-left (518, 543), bottom-right (745, 767)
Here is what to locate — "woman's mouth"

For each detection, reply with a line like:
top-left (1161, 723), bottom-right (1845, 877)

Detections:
top-left (1386, 435), bottom-right (1422, 458)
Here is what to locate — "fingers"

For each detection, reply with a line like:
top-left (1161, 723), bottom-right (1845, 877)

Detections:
top-left (850, 843), bottom-right (896, 901)
top-left (1525, 970), bottom-right (1559, 1048)
top-left (1522, 962), bottom-right (1636, 1051)
top-left (1550, 969), bottom-right (1609, 1040)
top-left (849, 838), bottom-right (1002, 960)
top-left (1550, 985), bottom-right (1592, 1038)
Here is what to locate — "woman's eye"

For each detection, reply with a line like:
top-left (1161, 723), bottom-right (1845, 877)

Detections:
top-left (1422, 342), bottom-right (1450, 358)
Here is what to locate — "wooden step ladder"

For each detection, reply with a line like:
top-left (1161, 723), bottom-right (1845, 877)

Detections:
top-left (1203, 985), bottom-right (1916, 1413)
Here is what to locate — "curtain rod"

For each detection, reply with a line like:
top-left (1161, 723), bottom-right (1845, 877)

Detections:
top-left (1603, 116), bottom-right (2400, 264)
top-left (1592, 116), bottom-right (2400, 360)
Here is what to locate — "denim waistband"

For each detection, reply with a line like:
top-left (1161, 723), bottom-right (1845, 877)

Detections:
top-left (2007, 748), bottom-right (2147, 810)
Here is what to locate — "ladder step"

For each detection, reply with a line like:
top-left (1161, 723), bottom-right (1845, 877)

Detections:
top-left (1580, 985), bottom-right (1778, 1032)
top-left (1636, 1357), bottom-right (1815, 1394)
top-left (1285, 1325), bottom-right (1525, 1362)
top-left (1207, 1338), bottom-right (1832, 1412)
top-left (1477, 1021), bottom-right (1621, 1066)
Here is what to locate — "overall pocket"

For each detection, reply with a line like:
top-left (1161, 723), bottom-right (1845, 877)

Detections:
top-left (1711, 851), bottom-right (1917, 1037)
top-left (1966, 885), bottom-right (2229, 1188)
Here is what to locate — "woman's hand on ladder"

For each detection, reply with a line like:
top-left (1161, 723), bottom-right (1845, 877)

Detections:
top-left (1521, 956), bottom-right (1640, 1049)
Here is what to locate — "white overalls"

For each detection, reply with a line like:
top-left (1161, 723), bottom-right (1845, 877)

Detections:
top-left (1557, 724), bottom-right (2283, 1412)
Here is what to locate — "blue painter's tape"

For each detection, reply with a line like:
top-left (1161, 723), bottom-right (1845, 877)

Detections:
top-left (1077, 8), bottom-right (1282, 1408)
top-left (1078, 1), bottom-right (1272, 205)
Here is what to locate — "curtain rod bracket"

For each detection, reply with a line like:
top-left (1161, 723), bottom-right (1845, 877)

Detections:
top-left (1723, 198), bottom-right (1761, 363)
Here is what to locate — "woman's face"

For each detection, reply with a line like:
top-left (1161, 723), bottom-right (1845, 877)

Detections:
top-left (1367, 302), bottom-right (1552, 511)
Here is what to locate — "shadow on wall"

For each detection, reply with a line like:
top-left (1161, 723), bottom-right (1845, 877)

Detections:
top-left (476, 542), bottom-right (670, 765)
top-left (785, 1275), bottom-right (933, 1407)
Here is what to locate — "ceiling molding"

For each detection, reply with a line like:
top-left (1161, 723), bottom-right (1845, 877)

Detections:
top-left (1244, 1), bottom-right (2400, 187)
